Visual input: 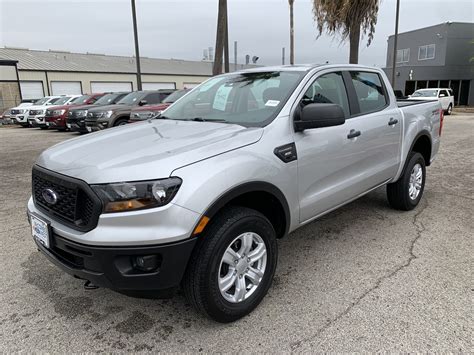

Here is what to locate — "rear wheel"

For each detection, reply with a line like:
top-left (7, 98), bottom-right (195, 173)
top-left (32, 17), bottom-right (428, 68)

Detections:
top-left (445, 104), bottom-right (452, 115)
top-left (183, 206), bottom-right (277, 323)
top-left (387, 152), bottom-right (426, 210)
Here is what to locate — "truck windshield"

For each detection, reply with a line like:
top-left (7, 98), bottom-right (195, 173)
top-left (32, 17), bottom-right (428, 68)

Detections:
top-left (163, 71), bottom-right (305, 127)
top-left (33, 97), bottom-right (50, 105)
top-left (53, 97), bottom-right (72, 105)
top-left (412, 90), bottom-right (438, 97)
top-left (163, 89), bottom-right (189, 103)
top-left (95, 93), bottom-right (120, 105)
top-left (72, 95), bottom-right (91, 104)
top-left (117, 92), bottom-right (144, 105)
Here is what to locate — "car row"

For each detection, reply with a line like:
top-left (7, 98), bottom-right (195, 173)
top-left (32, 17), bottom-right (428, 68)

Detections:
top-left (5, 88), bottom-right (191, 133)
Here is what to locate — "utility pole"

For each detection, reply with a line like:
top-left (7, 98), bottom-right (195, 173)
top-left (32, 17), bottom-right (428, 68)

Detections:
top-left (131, 0), bottom-right (142, 90)
top-left (282, 47), bottom-right (286, 65)
top-left (234, 41), bottom-right (238, 71)
top-left (289, 0), bottom-right (295, 65)
top-left (224, 3), bottom-right (230, 73)
top-left (391, 0), bottom-right (400, 87)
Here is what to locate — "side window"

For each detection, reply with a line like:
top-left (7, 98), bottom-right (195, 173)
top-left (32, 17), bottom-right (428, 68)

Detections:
top-left (439, 90), bottom-right (448, 97)
top-left (350, 71), bottom-right (387, 114)
top-left (300, 72), bottom-right (350, 118)
top-left (145, 93), bottom-right (162, 104)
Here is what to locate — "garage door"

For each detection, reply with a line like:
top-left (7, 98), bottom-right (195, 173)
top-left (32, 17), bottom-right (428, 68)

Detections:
top-left (91, 82), bottom-right (132, 93)
top-left (20, 81), bottom-right (44, 99)
top-left (51, 81), bottom-right (82, 95)
top-left (183, 82), bottom-right (201, 89)
top-left (142, 82), bottom-right (176, 90)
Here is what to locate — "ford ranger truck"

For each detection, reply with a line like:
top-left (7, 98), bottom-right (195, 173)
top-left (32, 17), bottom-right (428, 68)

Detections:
top-left (28, 65), bottom-right (442, 323)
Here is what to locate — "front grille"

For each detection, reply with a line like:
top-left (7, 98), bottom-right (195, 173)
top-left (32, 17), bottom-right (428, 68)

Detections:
top-left (45, 109), bottom-right (53, 116)
top-left (87, 112), bottom-right (104, 119)
top-left (32, 166), bottom-right (102, 232)
top-left (29, 109), bottom-right (43, 116)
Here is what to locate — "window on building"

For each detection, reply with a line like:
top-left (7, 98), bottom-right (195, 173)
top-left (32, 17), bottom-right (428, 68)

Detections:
top-left (418, 44), bottom-right (435, 60)
top-left (396, 48), bottom-right (410, 63)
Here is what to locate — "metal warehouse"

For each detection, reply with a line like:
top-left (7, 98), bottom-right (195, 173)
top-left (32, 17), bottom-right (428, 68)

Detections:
top-left (383, 22), bottom-right (474, 106)
top-left (0, 47), bottom-right (222, 112)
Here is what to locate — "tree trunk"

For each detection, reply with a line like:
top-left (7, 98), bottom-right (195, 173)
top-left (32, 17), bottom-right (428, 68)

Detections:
top-left (289, 0), bottom-right (295, 65)
top-left (349, 24), bottom-right (360, 64)
top-left (213, 0), bottom-right (227, 75)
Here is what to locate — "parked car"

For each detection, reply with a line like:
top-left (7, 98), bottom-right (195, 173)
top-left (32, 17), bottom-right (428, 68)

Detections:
top-left (84, 89), bottom-right (175, 131)
top-left (67, 92), bottom-right (129, 133)
top-left (43, 93), bottom-right (105, 131)
top-left (29, 95), bottom-right (80, 129)
top-left (27, 65), bottom-right (442, 322)
top-left (409, 88), bottom-right (454, 115)
top-left (129, 89), bottom-right (191, 122)
top-left (11, 96), bottom-right (63, 127)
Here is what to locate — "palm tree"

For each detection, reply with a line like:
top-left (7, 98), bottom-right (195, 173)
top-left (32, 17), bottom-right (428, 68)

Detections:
top-left (289, 0), bottom-right (295, 65)
top-left (312, 0), bottom-right (380, 64)
top-left (213, 0), bottom-right (228, 75)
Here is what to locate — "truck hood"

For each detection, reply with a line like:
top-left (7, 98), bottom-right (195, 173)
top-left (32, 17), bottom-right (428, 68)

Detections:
top-left (25, 104), bottom-right (50, 111)
top-left (132, 103), bottom-right (169, 112)
top-left (87, 104), bottom-right (131, 112)
top-left (36, 120), bottom-right (263, 183)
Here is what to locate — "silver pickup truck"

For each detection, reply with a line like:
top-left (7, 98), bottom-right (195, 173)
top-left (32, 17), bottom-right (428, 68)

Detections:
top-left (27, 64), bottom-right (442, 322)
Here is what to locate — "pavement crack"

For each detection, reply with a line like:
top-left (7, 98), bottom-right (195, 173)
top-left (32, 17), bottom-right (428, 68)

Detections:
top-left (290, 199), bottom-right (429, 350)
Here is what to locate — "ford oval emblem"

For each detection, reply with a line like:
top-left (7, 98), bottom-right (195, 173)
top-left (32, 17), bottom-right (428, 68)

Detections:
top-left (42, 188), bottom-right (59, 205)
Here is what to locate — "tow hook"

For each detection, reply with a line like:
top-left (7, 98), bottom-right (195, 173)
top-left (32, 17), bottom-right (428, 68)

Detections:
top-left (84, 280), bottom-right (99, 290)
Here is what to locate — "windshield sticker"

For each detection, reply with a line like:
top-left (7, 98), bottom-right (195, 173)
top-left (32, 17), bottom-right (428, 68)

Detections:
top-left (213, 85), bottom-right (232, 111)
top-left (265, 100), bottom-right (280, 107)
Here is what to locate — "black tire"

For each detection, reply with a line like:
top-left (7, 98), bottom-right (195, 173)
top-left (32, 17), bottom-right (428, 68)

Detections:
top-left (114, 118), bottom-right (128, 127)
top-left (387, 152), bottom-right (426, 211)
top-left (183, 206), bottom-right (277, 323)
top-left (445, 104), bottom-right (452, 115)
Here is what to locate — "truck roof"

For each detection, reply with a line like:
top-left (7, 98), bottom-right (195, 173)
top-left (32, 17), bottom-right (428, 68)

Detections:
top-left (238, 63), bottom-right (381, 74)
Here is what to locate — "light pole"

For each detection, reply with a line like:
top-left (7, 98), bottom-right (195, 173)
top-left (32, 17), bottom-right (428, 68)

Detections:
top-left (289, 0), bottom-right (295, 65)
top-left (391, 0), bottom-right (400, 87)
top-left (131, 0), bottom-right (142, 90)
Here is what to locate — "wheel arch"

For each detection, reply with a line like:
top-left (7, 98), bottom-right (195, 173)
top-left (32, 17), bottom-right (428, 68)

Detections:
top-left (200, 181), bottom-right (291, 239)
top-left (409, 131), bottom-right (432, 166)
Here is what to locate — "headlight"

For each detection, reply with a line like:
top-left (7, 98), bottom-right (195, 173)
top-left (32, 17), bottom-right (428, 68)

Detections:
top-left (91, 177), bottom-right (182, 213)
top-left (52, 109), bottom-right (66, 116)
top-left (19, 109), bottom-right (27, 114)
top-left (105, 110), bottom-right (114, 118)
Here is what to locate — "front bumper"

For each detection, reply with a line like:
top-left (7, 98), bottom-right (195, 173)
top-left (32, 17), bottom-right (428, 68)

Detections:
top-left (13, 114), bottom-right (29, 125)
top-left (27, 196), bottom-right (201, 291)
top-left (45, 116), bottom-right (67, 129)
top-left (67, 118), bottom-right (87, 132)
top-left (32, 227), bottom-right (197, 292)
top-left (85, 119), bottom-right (109, 131)
top-left (28, 115), bottom-right (47, 127)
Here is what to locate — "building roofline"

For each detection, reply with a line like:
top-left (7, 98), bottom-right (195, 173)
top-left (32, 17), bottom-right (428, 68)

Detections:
top-left (387, 21), bottom-right (473, 39)
top-left (0, 59), bottom-right (18, 66)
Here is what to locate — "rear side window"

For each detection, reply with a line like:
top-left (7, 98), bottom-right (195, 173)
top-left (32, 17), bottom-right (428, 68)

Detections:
top-left (300, 72), bottom-right (350, 118)
top-left (350, 71), bottom-right (387, 114)
top-left (144, 93), bottom-right (163, 104)
top-left (439, 90), bottom-right (449, 97)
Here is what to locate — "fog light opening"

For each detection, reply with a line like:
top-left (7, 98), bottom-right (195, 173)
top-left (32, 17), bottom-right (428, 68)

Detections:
top-left (133, 255), bottom-right (160, 272)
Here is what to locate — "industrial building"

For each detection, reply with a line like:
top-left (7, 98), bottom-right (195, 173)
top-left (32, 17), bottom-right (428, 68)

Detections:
top-left (383, 22), bottom-right (474, 106)
top-left (0, 47), bottom-right (225, 112)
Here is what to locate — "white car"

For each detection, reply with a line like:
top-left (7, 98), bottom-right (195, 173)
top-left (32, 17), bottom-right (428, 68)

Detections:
top-left (27, 95), bottom-right (80, 128)
top-left (11, 96), bottom-right (64, 127)
top-left (409, 88), bottom-right (454, 115)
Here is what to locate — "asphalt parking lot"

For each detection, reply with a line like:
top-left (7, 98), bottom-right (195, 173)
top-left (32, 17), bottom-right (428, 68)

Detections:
top-left (1, 113), bottom-right (472, 352)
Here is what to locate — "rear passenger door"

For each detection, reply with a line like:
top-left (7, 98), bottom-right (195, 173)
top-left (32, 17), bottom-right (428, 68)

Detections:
top-left (345, 70), bottom-right (402, 190)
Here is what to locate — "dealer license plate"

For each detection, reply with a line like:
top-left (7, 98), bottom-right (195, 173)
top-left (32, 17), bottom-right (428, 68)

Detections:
top-left (87, 126), bottom-right (92, 132)
top-left (66, 123), bottom-right (71, 128)
top-left (31, 214), bottom-right (50, 249)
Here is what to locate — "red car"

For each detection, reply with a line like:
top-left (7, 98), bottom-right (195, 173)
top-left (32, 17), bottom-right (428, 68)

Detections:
top-left (45, 93), bottom-right (105, 130)
top-left (129, 89), bottom-right (190, 122)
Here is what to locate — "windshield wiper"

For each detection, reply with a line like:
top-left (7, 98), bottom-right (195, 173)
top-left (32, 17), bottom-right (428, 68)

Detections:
top-left (188, 117), bottom-right (228, 122)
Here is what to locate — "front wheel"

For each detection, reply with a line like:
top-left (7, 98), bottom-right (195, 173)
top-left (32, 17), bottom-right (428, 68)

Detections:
top-left (183, 206), bottom-right (277, 323)
top-left (114, 118), bottom-right (128, 127)
top-left (387, 152), bottom-right (426, 210)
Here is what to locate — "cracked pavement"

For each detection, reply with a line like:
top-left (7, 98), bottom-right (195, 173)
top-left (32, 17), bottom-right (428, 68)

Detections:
top-left (1, 114), bottom-right (473, 352)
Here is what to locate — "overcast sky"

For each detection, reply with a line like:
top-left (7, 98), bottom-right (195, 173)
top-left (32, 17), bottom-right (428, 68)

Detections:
top-left (1, 0), bottom-right (473, 67)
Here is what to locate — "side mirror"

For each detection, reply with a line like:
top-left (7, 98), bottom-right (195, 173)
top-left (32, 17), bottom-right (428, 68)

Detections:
top-left (439, 93), bottom-right (446, 97)
top-left (138, 100), bottom-right (147, 106)
top-left (294, 103), bottom-right (346, 132)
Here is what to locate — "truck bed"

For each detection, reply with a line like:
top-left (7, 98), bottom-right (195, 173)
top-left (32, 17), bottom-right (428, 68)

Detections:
top-left (396, 99), bottom-right (435, 108)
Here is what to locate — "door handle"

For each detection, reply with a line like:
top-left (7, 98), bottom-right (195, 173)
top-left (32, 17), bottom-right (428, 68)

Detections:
top-left (388, 117), bottom-right (399, 126)
top-left (347, 129), bottom-right (361, 139)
